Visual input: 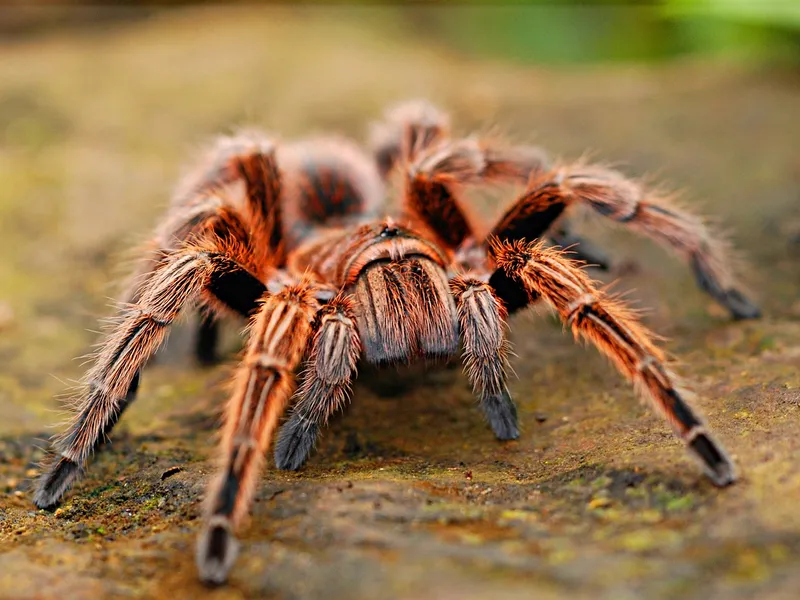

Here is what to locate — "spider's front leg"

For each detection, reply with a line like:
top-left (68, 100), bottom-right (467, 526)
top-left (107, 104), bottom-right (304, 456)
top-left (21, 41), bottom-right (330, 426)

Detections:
top-left (273, 295), bottom-right (361, 471)
top-left (451, 276), bottom-right (519, 440)
top-left (34, 245), bottom-right (268, 509)
top-left (491, 239), bottom-right (735, 486)
top-left (197, 282), bottom-right (319, 584)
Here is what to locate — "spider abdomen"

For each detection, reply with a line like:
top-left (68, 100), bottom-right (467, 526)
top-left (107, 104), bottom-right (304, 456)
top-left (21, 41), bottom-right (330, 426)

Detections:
top-left (279, 137), bottom-right (385, 246)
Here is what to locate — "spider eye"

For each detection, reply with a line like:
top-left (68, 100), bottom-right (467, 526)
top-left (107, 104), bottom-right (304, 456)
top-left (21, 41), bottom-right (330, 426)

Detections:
top-left (380, 225), bottom-right (399, 238)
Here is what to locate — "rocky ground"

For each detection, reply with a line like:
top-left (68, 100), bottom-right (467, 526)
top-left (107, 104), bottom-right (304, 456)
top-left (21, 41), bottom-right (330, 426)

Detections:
top-left (0, 7), bottom-right (798, 600)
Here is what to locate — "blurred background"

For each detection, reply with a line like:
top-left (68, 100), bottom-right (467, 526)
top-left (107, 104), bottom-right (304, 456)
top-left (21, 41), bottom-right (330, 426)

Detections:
top-left (3, 1), bottom-right (800, 65)
top-left (0, 2), bottom-right (798, 600)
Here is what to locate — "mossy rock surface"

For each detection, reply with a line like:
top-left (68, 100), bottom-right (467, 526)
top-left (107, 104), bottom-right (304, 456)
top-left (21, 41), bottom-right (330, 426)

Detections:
top-left (0, 7), bottom-right (798, 600)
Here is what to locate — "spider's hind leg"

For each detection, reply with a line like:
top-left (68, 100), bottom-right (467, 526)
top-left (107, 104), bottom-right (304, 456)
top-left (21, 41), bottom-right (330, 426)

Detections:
top-left (368, 98), bottom-right (452, 179)
top-left (489, 165), bottom-right (759, 320)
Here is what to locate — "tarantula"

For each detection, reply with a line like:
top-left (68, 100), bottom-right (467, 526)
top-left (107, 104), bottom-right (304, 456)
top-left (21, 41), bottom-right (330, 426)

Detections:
top-left (34, 100), bottom-right (759, 584)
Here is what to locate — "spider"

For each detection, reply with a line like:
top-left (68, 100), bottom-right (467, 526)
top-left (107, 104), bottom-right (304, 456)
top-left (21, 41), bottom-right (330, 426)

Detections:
top-left (34, 100), bottom-right (760, 584)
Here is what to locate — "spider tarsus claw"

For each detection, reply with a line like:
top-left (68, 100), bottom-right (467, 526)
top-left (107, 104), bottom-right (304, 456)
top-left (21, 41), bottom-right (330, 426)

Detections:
top-left (688, 433), bottom-right (737, 487)
top-left (723, 289), bottom-right (762, 321)
top-left (33, 456), bottom-right (83, 510)
top-left (483, 389), bottom-right (520, 441)
top-left (197, 518), bottom-right (240, 586)
top-left (690, 255), bottom-right (761, 321)
top-left (274, 416), bottom-right (318, 471)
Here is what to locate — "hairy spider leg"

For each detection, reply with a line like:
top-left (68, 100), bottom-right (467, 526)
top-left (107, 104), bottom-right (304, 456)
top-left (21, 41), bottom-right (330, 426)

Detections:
top-left (403, 133), bottom-right (607, 266)
top-left (489, 166), bottom-right (760, 319)
top-left (34, 245), bottom-right (267, 510)
top-left (451, 276), bottom-right (518, 440)
top-left (373, 100), bottom-right (604, 264)
top-left (492, 239), bottom-right (736, 486)
top-left (178, 132), bottom-right (284, 362)
top-left (197, 282), bottom-right (319, 585)
top-left (274, 295), bottom-right (361, 471)
top-left (106, 200), bottom-right (266, 442)
top-left (404, 139), bottom-right (484, 249)
top-left (369, 99), bottom-right (548, 189)
top-left (122, 132), bottom-right (283, 366)
top-left (368, 98), bottom-right (452, 179)
top-left (172, 130), bottom-right (284, 267)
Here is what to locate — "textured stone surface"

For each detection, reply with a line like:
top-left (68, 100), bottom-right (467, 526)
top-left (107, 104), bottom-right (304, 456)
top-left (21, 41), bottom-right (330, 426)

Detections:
top-left (0, 7), bottom-right (798, 600)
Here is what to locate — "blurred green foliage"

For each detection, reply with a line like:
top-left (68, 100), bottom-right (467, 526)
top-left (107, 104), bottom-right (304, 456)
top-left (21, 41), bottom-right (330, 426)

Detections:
top-left (2, 1), bottom-right (798, 65)
top-left (396, 0), bottom-right (800, 65)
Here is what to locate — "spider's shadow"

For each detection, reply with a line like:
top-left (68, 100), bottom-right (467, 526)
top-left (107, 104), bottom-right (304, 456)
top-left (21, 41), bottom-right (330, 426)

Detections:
top-left (122, 354), bottom-right (470, 453)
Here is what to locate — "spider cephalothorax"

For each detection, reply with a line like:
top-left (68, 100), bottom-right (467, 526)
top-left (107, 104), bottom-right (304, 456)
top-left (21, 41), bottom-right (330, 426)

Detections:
top-left (34, 100), bottom-right (759, 584)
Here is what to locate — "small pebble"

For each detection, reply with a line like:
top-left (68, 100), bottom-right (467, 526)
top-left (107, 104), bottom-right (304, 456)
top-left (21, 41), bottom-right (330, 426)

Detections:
top-left (160, 466), bottom-right (183, 480)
